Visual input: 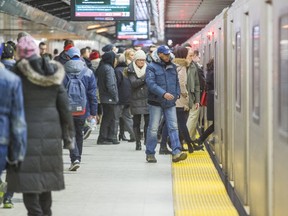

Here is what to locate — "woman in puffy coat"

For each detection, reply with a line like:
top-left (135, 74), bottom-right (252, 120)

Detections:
top-left (125, 50), bottom-right (149, 150)
top-left (6, 35), bottom-right (74, 216)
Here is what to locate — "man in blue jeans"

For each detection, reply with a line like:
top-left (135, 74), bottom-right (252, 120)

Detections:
top-left (0, 43), bottom-right (27, 204)
top-left (145, 45), bottom-right (187, 163)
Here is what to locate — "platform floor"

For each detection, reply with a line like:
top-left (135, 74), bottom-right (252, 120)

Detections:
top-left (0, 129), bottom-right (239, 216)
top-left (0, 131), bottom-right (173, 216)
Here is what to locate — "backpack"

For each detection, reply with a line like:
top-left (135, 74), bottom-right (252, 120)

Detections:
top-left (65, 68), bottom-right (87, 116)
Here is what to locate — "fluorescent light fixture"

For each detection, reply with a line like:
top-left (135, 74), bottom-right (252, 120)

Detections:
top-left (87, 24), bottom-right (101, 30)
top-left (96, 28), bottom-right (108, 33)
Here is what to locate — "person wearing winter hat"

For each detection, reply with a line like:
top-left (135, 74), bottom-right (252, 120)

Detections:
top-left (1, 43), bottom-right (16, 71)
top-left (16, 36), bottom-right (39, 59)
top-left (124, 50), bottom-right (149, 150)
top-left (102, 44), bottom-right (118, 53)
top-left (145, 45), bottom-right (188, 163)
top-left (63, 46), bottom-right (98, 171)
top-left (17, 32), bottom-right (31, 43)
top-left (7, 35), bottom-right (75, 216)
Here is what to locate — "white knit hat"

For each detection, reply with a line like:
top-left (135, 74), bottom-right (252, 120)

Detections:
top-left (134, 50), bottom-right (146, 61)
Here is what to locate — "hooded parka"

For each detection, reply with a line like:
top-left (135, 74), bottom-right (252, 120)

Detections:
top-left (6, 57), bottom-right (74, 193)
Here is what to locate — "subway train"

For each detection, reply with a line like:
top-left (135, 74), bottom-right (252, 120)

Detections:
top-left (185, 0), bottom-right (287, 215)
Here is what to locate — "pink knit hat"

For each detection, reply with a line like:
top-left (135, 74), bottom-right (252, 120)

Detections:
top-left (17, 36), bottom-right (39, 59)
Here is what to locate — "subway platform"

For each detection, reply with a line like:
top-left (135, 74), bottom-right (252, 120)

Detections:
top-left (0, 129), bottom-right (238, 216)
top-left (0, 130), bottom-right (174, 216)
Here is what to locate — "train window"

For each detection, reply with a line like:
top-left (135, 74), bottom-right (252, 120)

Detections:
top-left (279, 15), bottom-right (288, 135)
top-left (252, 25), bottom-right (261, 124)
top-left (214, 41), bottom-right (218, 99)
top-left (236, 31), bottom-right (241, 112)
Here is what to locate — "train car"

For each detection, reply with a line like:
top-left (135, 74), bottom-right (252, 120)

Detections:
top-left (272, 0), bottom-right (288, 215)
top-left (185, 0), bottom-right (288, 215)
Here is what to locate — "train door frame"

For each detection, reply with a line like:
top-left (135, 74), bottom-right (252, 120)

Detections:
top-left (227, 0), bottom-right (250, 207)
top-left (247, 0), bottom-right (273, 215)
top-left (273, 0), bottom-right (288, 215)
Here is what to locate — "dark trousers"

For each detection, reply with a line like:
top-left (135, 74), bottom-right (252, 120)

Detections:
top-left (199, 123), bottom-right (214, 142)
top-left (133, 114), bottom-right (149, 143)
top-left (70, 118), bottom-right (85, 163)
top-left (98, 104), bottom-right (120, 141)
top-left (161, 108), bottom-right (191, 147)
top-left (23, 192), bottom-right (52, 216)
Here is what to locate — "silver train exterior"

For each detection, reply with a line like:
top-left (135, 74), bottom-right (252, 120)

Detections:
top-left (186, 0), bottom-right (288, 215)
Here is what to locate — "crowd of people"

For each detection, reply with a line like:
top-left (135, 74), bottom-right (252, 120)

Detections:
top-left (0, 32), bottom-right (214, 215)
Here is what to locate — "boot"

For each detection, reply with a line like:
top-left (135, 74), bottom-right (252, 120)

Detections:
top-left (134, 127), bottom-right (141, 150)
top-left (136, 141), bottom-right (142, 150)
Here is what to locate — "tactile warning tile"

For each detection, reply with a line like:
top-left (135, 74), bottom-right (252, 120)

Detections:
top-left (172, 147), bottom-right (239, 216)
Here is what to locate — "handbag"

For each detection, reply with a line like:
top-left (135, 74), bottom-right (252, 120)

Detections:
top-left (200, 91), bottom-right (207, 106)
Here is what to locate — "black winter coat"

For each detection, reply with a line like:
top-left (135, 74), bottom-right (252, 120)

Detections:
top-left (95, 52), bottom-right (118, 104)
top-left (7, 57), bottom-right (74, 193)
top-left (115, 62), bottom-right (131, 105)
top-left (126, 63), bottom-right (149, 115)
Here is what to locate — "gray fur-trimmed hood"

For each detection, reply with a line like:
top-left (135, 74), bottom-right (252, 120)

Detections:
top-left (16, 58), bottom-right (65, 86)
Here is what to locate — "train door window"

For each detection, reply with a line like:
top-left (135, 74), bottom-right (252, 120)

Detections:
top-left (252, 25), bottom-right (260, 124)
top-left (214, 41), bottom-right (218, 99)
top-left (236, 31), bottom-right (241, 112)
top-left (279, 15), bottom-right (288, 136)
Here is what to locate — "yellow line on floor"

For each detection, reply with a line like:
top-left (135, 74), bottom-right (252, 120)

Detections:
top-left (172, 146), bottom-right (239, 216)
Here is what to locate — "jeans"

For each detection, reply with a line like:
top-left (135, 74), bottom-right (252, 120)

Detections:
top-left (70, 118), bottom-right (85, 163)
top-left (161, 108), bottom-right (192, 148)
top-left (146, 105), bottom-right (181, 155)
top-left (0, 145), bottom-right (8, 176)
top-left (23, 192), bottom-right (52, 216)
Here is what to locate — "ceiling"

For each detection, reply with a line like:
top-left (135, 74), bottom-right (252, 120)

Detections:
top-left (4, 0), bottom-right (234, 45)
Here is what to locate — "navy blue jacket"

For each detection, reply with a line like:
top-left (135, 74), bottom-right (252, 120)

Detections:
top-left (0, 63), bottom-right (27, 163)
top-left (145, 51), bottom-right (180, 108)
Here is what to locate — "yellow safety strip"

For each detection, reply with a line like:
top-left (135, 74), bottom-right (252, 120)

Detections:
top-left (172, 145), bottom-right (239, 216)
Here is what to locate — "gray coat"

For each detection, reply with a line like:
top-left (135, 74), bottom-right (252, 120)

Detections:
top-left (126, 63), bottom-right (149, 115)
top-left (7, 57), bottom-right (74, 193)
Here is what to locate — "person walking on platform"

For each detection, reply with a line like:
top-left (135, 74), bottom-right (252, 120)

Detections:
top-left (115, 53), bottom-right (136, 143)
top-left (6, 35), bottom-right (74, 216)
top-left (185, 49), bottom-right (202, 140)
top-left (194, 58), bottom-right (215, 145)
top-left (63, 47), bottom-right (98, 171)
top-left (96, 51), bottom-right (120, 144)
top-left (0, 43), bottom-right (27, 207)
top-left (125, 50), bottom-right (149, 150)
top-left (145, 45), bottom-right (187, 163)
top-left (160, 46), bottom-right (203, 154)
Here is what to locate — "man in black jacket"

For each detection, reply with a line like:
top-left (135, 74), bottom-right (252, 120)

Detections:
top-left (95, 51), bottom-right (120, 144)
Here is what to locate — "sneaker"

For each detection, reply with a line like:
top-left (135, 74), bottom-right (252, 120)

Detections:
top-left (83, 126), bottom-right (92, 140)
top-left (146, 154), bottom-right (157, 163)
top-left (172, 152), bottom-right (188, 163)
top-left (69, 160), bottom-right (80, 171)
top-left (3, 198), bottom-right (13, 208)
top-left (0, 182), bottom-right (7, 205)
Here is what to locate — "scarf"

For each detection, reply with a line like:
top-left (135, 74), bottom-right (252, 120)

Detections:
top-left (133, 61), bottom-right (147, 78)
